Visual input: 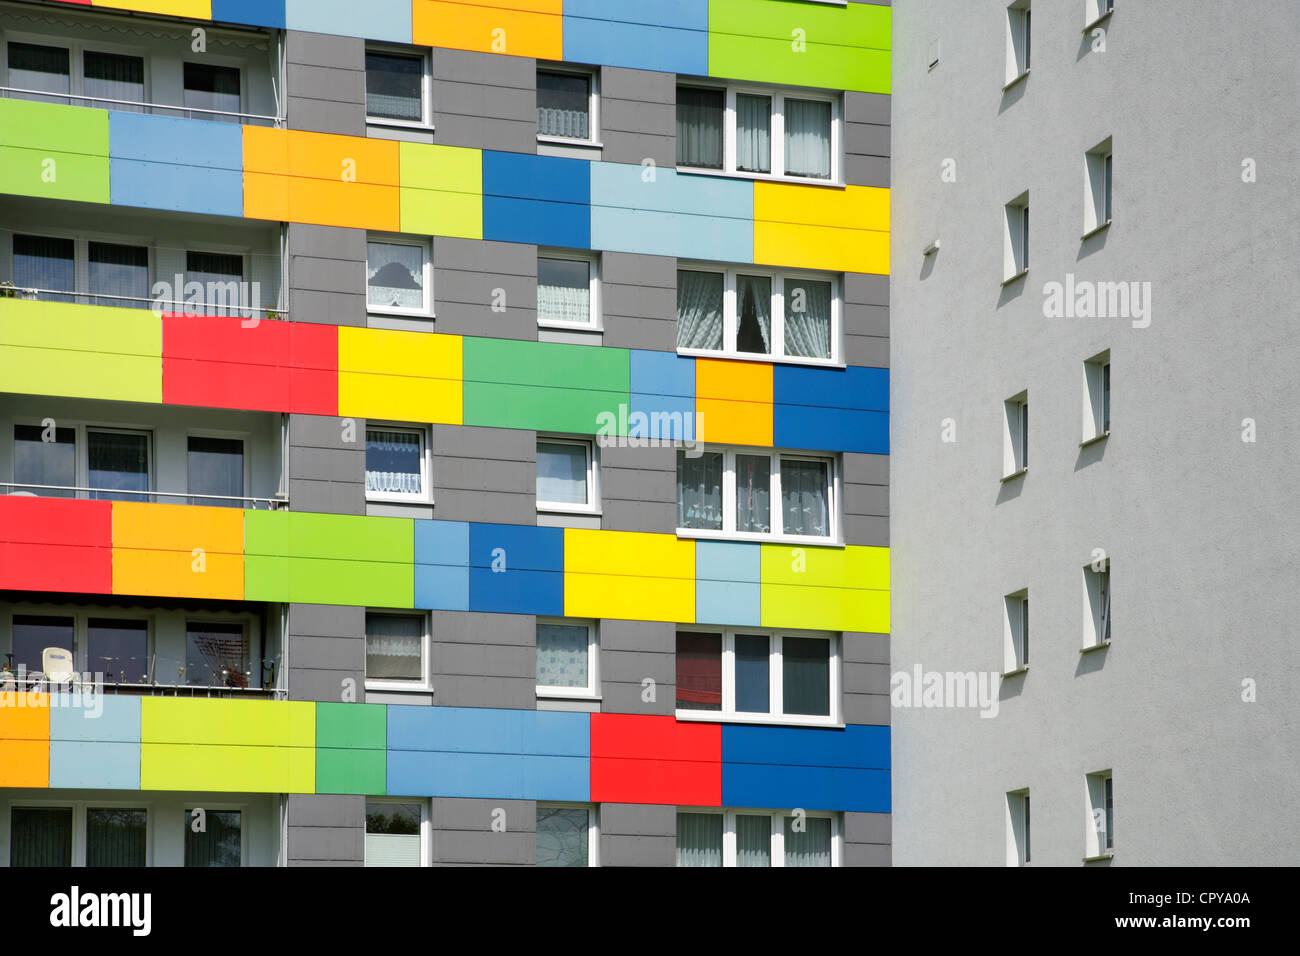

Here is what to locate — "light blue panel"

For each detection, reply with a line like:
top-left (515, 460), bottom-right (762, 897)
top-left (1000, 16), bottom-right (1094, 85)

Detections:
top-left (49, 741), bottom-right (141, 790)
top-left (387, 705), bottom-right (587, 757)
top-left (385, 751), bottom-right (589, 801)
top-left (630, 349), bottom-right (694, 399)
top-left (628, 393), bottom-right (695, 440)
top-left (593, 206), bottom-right (753, 261)
top-left (414, 520), bottom-right (469, 566)
top-left (108, 111), bottom-right (244, 169)
top-left (49, 694), bottom-right (140, 743)
top-left (563, 16), bottom-right (707, 75)
top-left (696, 540), bottom-right (760, 584)
top-left (696, 579), bottom-right (761, 626)
top-left (413, 563), bottom-right (469, 611)
top-left (564, 0), bottom-right (708, 30)
top-left (519, 710), bottom-right (590, 759)
top-left (285, 0), bottom-right (411, 42)
top-left (111, 158), bottom-right (243, 217)
top-left (591, 162), bottom-right (752, 219)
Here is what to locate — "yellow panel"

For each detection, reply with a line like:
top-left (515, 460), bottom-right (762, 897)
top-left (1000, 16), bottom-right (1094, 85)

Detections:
top-left (755, 183), bottom-right (889, 232)
top-left (760, 544), bottom-right (890, 632)
top-left (92, 1), bottom-right (212, 17)
top-left (413, 0), bottom-right (563, 59)
top-left (564, 529), bottom-right (695, 621)
top-left (754, 183), bottom-right (890, 274)
top-left (140, 743), bottom-right (315, 793)
top-left (694, 358), bottom-right (772, 446)
top-left (338, 327), bottom-right (464, 424)
top-left (761, 543), bottom-right (890, 590)
top-left (141, 698), bottom-right (315, 747)
top-left (760, 584), bottom-right (890, 633)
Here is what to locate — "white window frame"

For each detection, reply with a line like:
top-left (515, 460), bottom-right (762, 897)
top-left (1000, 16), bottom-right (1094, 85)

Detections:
top-left (1001, 393), bottom-right (1027, 478)
top-left (536, 64), bottom-right (600, 146)
top-left (1084, 770), bottom-right (1113, 859)
top-left (183, 803), bottom-right (249, 868)
top-left (1003, 590), bottom-right (1029, 675)
top-left (1083, 138), bottom-right (1113, 237)
top-left (676, 808), bottom-right (841, 867)
top-left (535, 435), bottom-right (599, 514)
top-left (11, 417), bottom-right (154, 500)
top-left (535, 802), bottom-right (600, 867)
top-left (364, 609), bottom-right (432, 692)
top-left (1004, 2), bottom-right (1031, 88)
top-left (2, 31), bottom-right (153, 109)
top-left (364, 796), bottom-right (431, 867)
top-left (8, 229), bottom-right (154, 309)
top-left (675, 627), bottom-right (841, 726)
top-left (5, 798), bottom-right (154, 868)
top-left (1002, 194), bottom-right (1029, 281)
top-left (536, 249), bottom-right (601, 330)
top-left (676, 263), bottom-right (842, 366)
top-left (364, 422), bottom-right (433, 504)
top-left (676, 81), bottom-right (842, 185)
top-left (1006, 789), bottom-right (1031, 866)
top-left (1082, 559), bottom-right (1111, 650)
top-left (180, 57), bottom-right (247, 122)
top-left (1084, 0), bottom-right (1114, 31)
top-left (535, 617), bottom-right (599, 700)
top-left (365, 233), bottom-right (433, 317)
top-left (1081, 350), bottom-right (1110, 443)
top-left (364, 44), bottom-right (433, 130)
top-left (677, 445), bottom-right (841, 545)
top-left (185, 428), bottom-right (252, 504)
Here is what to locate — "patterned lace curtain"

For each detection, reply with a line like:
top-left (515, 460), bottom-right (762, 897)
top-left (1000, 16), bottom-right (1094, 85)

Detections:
top-left (677, 451), bottom-right (723, 530)
top-left (537, 72), bottom-right (589, 139)
top-left (365, 614), bottom-right (422, 681)
top-left (736, 274), bottom-right (772, 354)
top-left (676, 813), bottom-right (723, 867)
top-left (536, 622), bottom-right (588, 688)
top-left (784, 279), bottom-right (832, 359)
top-left (537, 257), bottom-right (591, 324)
top-left (366, 430), bottom-right (422, 495)
top-left (780, 458), bottom-right (829, 536)
top-left (676, 270), bottom-right (724, 350)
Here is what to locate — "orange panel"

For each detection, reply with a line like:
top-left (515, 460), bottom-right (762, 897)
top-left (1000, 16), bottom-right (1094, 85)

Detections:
top-left (244, 127), bottom-right (398, 186)
top-left (0, 693), bottom-right (49, 788)
top-left (112, 503), bottom-right (245, 600)
top-left (413, 0), bottom-right (563, 59)
top-left (694, 358), bottom-right (773, 447)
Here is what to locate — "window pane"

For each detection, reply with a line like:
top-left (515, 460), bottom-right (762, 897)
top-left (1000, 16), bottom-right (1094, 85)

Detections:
top-left (185, 622), bottom-right (248, 688)
top-left (784, 278), bottom-right (832, 359)
top-left (735, 454), bottom-right (771, 533)
top-left (536, 622), bottom-right (589, 688)
top-left (183, 62), bottom-right (240, 122)
top-left (676, 270), bottom-right (724, 350)
top-left (736, 94), bottom-right (771, 173)
top-left (784, 98), bottom-right (832, 179)
top-left (83, 51), bottom-right (144, 111)
top-left (14, 234), bottom-right (74, 302)
top-left (185, 809), bottom-right (241, 867)
top-left (676, 86), bottom-right (724, 168)
top-left (783, 636), bottom-right (830, 716)
top-left (537, 441), bottom-right (588, 505)
top-left (366, 429), bottom-right (423, 497)
top-left (780, 458), bottom-right (830, 537)
top-left (367, 241), bottom-right (424, 310)
top-left (365, 613), bottom-right (423, 681)
top-left (89, 242), bottom-right (148, 307)
top-left (676, 812), bottom-right (722, 866)
top-left (736, 274), bottom-right (772, 354)
top-left (734, 633), bottom-right (770, 713)
top-left (536, 807), bottom-right (589, 867)
top-left (675, 631), bottom-right (721, 711)
top-left (88, 431), bottom-right (149, 502)
top-left (11, 615), bottom-right (73, 676)
top-left (736, 813), bottom-right (771, 867)
top-left (366, 51), bottom-right (422, 121)
top-left (14, 423), bottom-right (75, 495)
top-left (677, 450), bottom-right (723, 530)
top-left (537, 257), bottom-right (591, 324)
top-left (537, 71), bottom-right (590, 139)
top-left (10, 807), bottom-right (72, 866)
top-left (88, 619), bottom-right (148, 684)
top-left (188, 436), bottom-right (244, 507)
top-left (783, 815), bottom-right (832, 866)
top-left (7, 42), bottom-right (70, 104)
top-left (366, 802), bottom-right (421, 867)
top-left (185, 251), bottom-right (244, 317)
top-left (86, 808), bottom-right (147, 867)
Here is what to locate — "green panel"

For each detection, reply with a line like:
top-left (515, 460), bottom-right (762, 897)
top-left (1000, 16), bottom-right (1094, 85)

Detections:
top-left (316, 748), bottom-right (386, 795)
top-left (707, 0), bottom-right (891, 94)
top-left (464, 381), bottom-right (628, 434)
top-left (287, 555), bottom-right (412, 608)
top-left (316, 702), bottom-right (387, 750)
top-left (0, 100), bottom-right (110, 203)
top-left (243, 554), bottom-right (289, 603)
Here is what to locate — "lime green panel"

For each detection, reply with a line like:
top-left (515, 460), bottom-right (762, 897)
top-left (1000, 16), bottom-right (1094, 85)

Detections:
top-left (708, 0), bottom-right (891, 93)
top-left (399, 142), bottom-right (482, 238)
top-left (243, 553), bottom-right (290, 603)
top-left (760, 543), bottom-right (889, 590)
top-left (316, 702), bottom-right (386, 750)
top-left (284, 555), bottom-right (413, 607)
top-left (140, 698), bottom-right (315, 747)
top-left (316, 748), bottom-right (386, 795)
top-left (282, 512), bottom-right (414, 564)
top-left (140, 742), bottom-right (315, 793)
top-left (0, 299), bottom-right (161, 403)
top-left (0, 98), bottom-right (111, 154)
top-left (0, 99), bottom-right (110, 203)
top-left (759, 544), bottom-right (890, 631)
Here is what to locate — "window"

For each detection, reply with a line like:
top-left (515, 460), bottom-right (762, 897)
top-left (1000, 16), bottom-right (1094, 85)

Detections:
top-left (9, 807), bottom-right (72, 867)
top-left (677, 447), bottom-right (838, 541)
top-left (185, 809), bottom-right (241, 867)
top-left (183, 62), bottom-right (241, 122)
top-left (9, 805), bottom-right (148, 867)
top-left (537, 68), bottom-right (597, 143)
top-left (83, 51), bottom-right (145, 111)
top-left (676, 810), bottom-right (837, 867)
top-left (537, 252), bottom-right (598, 327)
top-left (1082, 351), bottom-right (1111, 442)
top-left (1002, 393), bottom-right (1028, 477)
top-left (1005, 2), bottom-right (1031, 86)
top-left (1085, 771), bottom-right (1113, 858)
top-left (536, 438), bottom-right (598, 512)
top-left (676, 629), bottom-right (838, 724)
top-left (1084, 138), bottom-right (1113, 235)
top-left (536, 619), bottom-right (598, 698)
top-left (6, 42), bottom-right (145, 111)
top-left (1004, 591), bottom-right (1029, 673)
top-left (10, 614), bottom-right (75, 677)
top-left (87, 618), bottom-right (148, 683)
top-left (1085, 0), bottom-right (1114, 27)
top-left (365, 425), bottom-right (430, 503)
top-left (185, 251), bottom-right (245, 317)
top-left (89, 241), bottom-right (149, 307)
top-left (187, 436), bottom-right (244, 507)
top-left (1003, 194), bottom-right (1029, 280)
top-left (11, 234), bottom-right (150, 307)
top-left (365, 49), bottom-right (428, 126)
top-left (366, 236), bottom-right (431, 315)
top-left (365, 799), bottom-right (427, 866)
top-left (365, 612), bottom-right (428, 688)
top-left (536, 804), bottom-right (598, 867)
top-left (1007, 790), bottom-right (1031, 865)
top-left (7, 42), bottom-right (71, 104)
top-left (13, 234), bottom-right (74, 301)
top-left (11, 423), bottom-right (151, 501)
top-left (676, 84), bottom-right (839, 182)
top-left (86, 808), bottom-right (147, 867)
top-left (1083, 559), bottom-right (1111, 649)
top-left (676, 267), bottom-right (839, 362)
top-left (87, 429), bottom-right (150, 502)
top-left (185, 622), bottom-right (249, 687)
top-left (13, 423), bottom-right (75, 495)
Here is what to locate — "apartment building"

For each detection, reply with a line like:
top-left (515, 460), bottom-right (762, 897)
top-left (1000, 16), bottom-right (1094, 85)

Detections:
top-left (0, 0), bottom-right (892, 867)
top-left (892, 0), bottom-right (1300, 864)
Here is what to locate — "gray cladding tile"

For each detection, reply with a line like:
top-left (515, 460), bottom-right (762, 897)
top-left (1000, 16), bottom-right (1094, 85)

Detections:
top-left (843, 452), bottom-right (890, 485)
top-left (287, 793), bottom-right (364, 828)
top-left (286, 31), bottom-right (365, 71)
top-left (599, 802), bottom-right (677, 836)
top-left (843, 272), bottom-right (890, 306)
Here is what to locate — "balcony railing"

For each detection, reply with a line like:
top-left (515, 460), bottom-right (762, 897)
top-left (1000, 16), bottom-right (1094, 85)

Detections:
top-left (2, 484), bottom-right (288, 510)
top-left (0, 673), bottom-right (285, 699)
top-left (0, 286), bottom-right (285, 321)
top-left (0, 86), bottom-right (281, 126)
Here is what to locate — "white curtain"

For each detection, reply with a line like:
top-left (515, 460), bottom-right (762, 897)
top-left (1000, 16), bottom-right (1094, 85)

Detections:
top-left (89, 242), bottom-right (148, 307)
top-left (736, 93), bottom-right (771, 173)
top-left (736, 814), bottom-right (771, 867)
top-left (537, 72), bottom-right (590, 139)
top-left (781, 458), bottom-right (829, 537)
top-left (536, 623), bottom-right (588, 688)
top-left (7, 42), bottom-right (70, 105)
top-left (784, 279), bottom-right (832, 359)
top-left (367, 241), bottom-right (423, 310)
top-left (784, 816), bottom-right (832, 866)
top-left (676, 270), bottom-right (724, 350)
top-left (735, 454), bottom-right (771, 533)
top-left (537, 441), bottom-right (587, 505)
top-left (84, 51), bottom-right (144, 111)
top-left (365, 614), bottom-right (422, 681)
top-left (736, 274), bottom-right (771, 354)
top-left (677, 450), bottom-right (723, 530)
top-left (537, 257), bottom-right (591, 324)
top-left (365, 51), bottom-right (422, 121)
top-left (676, 87), bottom-right (724, 168)
top-left (13, 234), bottom-right (74, 301)
top-left (366, 430), bottom-right (422, 495)
top-left (785, 98), bottom-right (832, 179)
top-left (676, 813), bottom-right (722, 867)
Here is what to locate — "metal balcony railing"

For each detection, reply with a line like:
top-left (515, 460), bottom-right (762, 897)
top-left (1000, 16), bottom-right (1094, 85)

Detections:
top-left (0, 86), bottom-right (282, 126)
top-left (2, 484), bottom-right (288, 510)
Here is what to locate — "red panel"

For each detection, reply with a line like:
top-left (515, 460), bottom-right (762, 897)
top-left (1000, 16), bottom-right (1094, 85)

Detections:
top-left (0, 498), bottom-right (112, 594)
top-left (589, 714), bottom-right (721, 806)
top-left (288, 322), bottom-right (339, 415)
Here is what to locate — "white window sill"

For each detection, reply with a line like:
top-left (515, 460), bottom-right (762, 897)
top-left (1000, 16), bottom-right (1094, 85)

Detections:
top-left (1081, 219), bottom-right (1112, 241)
top-left (366, 681), bottom-right (434, 694)
top-left (1080, 640), bottom-right (1111, 655)
top-left (1079, 431), bottom-right (1109, 448)
top-left (537, 135), bottom-right (603, 148)
top-left (537, 319), bottom-right (601, 332)
top-left (367, 118), bottom-right (435, 132)
top-left (536, 690), bottom-right (601, 701)
top-left (1000, 267), bottom-right (1029, 287)
top-left (537, 504), bottom-right (601, 516)
top-left (367, 310), bottom-right (433, 323)
top-left (366, 495), bottom-right (434, 506)
top-left (1002, 69), bottom-right (1030, 93)
top-left (675, 166), bottom-right (844, 190)
top-left (1001, 665), bottom-right (1029, 678)
top-left (1083, 852), bottom-right (1114, 862)
top-left (675, 710), bottom-right (842, 729)
top-left (676, 528), bottom-right (844, 549)
top-left (1000, 466), bottom-right (1028, 483)
top-left (1082, 10), bottom-right (1113, 32)
top-left (676, 347), bottom-right (844, 370)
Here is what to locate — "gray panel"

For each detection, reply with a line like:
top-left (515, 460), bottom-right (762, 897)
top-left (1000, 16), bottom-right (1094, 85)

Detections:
top-left (429, 612), bottom-right (537, 708)
top-left (843, 272), bottom-right (890, 307)
top-left (288, 602), bottom-right (364, 704)
top-left (845, 154), bottom-right (891, 188)
top-left (844, 483), bottom-right (889, 517)
top-left (600, 442), bottom-right (675, 534)
top-left (844, 90), bottom-right (891, 127)
top-left (843, 632), bottom-right (890, 665)
top-left (286, 794), bottom-right (365, 865)
top-left (844, 661), bottom-right (891, 696)
top-left (599, 803), bottom-right (676, 866)
top-left (600, 68), bottom-right (677, 167)
top-left (844, 514), bottom-right (889, 545)
top-left (843, 842), bottom-right (891, 867)
top-left (845, 302), bottom-right (891, 338)
top-left (845, 333), bottom-right (890, 367)
top-left (433, 798), bottom-right (535, 865)
top-left (843, 810), bottom-right (891, 845)
top-left (289, 414), bottom-right (365, 517)
top-left (431, 425), bottom-right (537, 524)
top-left (601, 252), bottom-right (677, 351)
top-left (432, 49), bottom-right (536, 153)
top-left (600, 620), bottom-right (674, 716)
top-left (843, 693), bottom-right (890, 726)
top-left (289, 224), bottom-right (366, 328)
top-left (285, 31), bottom-right (365, 136)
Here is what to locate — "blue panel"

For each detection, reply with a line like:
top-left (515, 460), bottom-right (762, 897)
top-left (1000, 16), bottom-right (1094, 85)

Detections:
top-left (387, 705), bottom-right (587, 757)
top-left (108, 112), bottom-right (244, 169)
top-left (385, 751), bottom-right (589, 801)
top-left (696, 540), bottom-right (760, 584)
top-left (469, 565), bottom-right (563, 615)
top-left (722, 724), bottom-right (890, 769)
top-left (562, 17), bottom-right (707, 75)
top-left (696, 580), bottom-right (761, 626)
top-left (49, 741), bottom-right (140, 790)
top-left (468, 523), bottom-right (563, 572)
top-left (722, 763), bottom-right (891, 812)
top-left (483, 197), bottom-right (590, 248)
top-left (773, 405), bottom-right (889, 454)
top-left (285, 0), bottom-right (410, 42)
top-left (111, 159), bottom-right (243, 217)
top-left (213, 0), bottom-right (287, 29)
top-left (628, 393), bottom-right (695, 441)
top-left (414, 564), bottom-right (469, 611)
top-left (519, 710), bottom-right (590, 758)
top-left (484, 151), bottom-right (591, 205)
top-left (467, 523), bottom-right (564, 614)
top-left (590, 165), bottom-right (752, 259)
top-left (49, 694), bottom-right (140, 743)
top-left (630, 349), bottom-right (694, 399)
top-left (563, 0), bottom-right (708, 30)
top-left (591, 163), bottom-right (752, 219)
top-left (772, 365), bottom-right (890, 411)
top-left (414, 520), bottom-right (469, 566)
